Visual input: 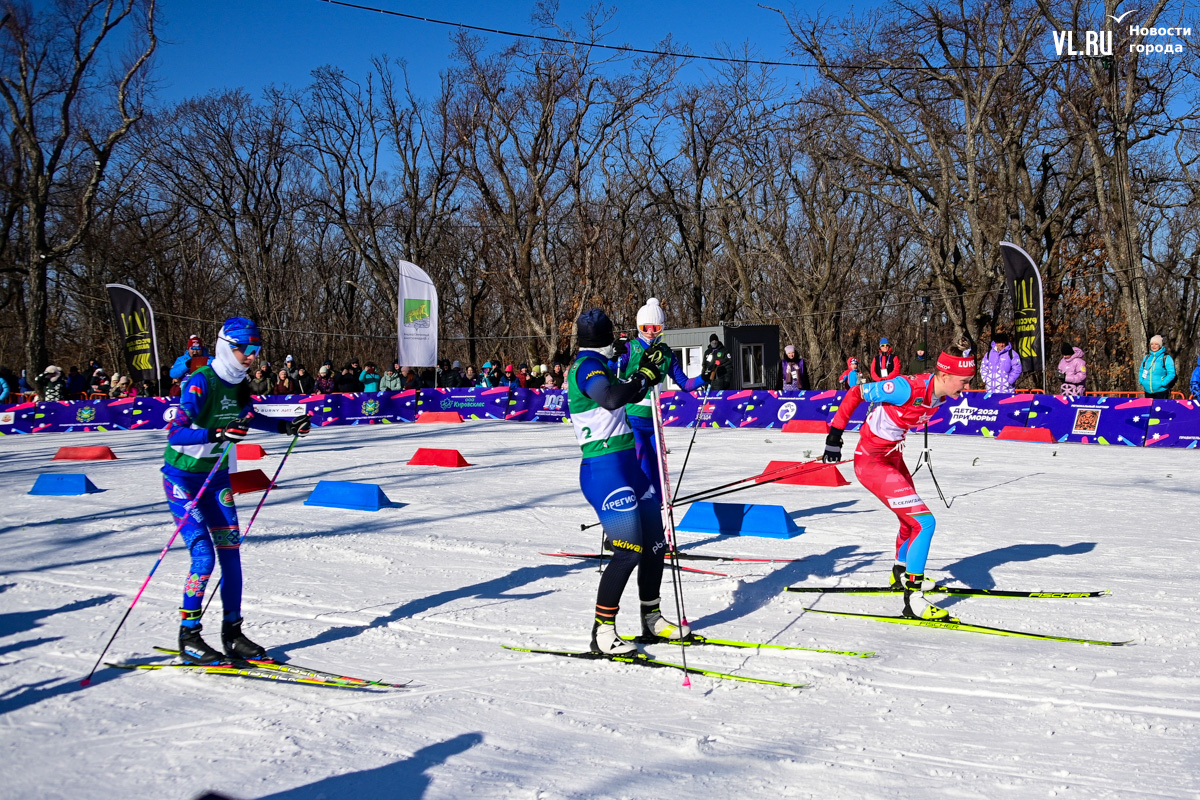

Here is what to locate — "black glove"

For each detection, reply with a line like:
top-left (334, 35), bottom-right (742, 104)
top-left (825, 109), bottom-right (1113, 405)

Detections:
top-left (286, 413), bottom-right (311, 437)
top-left (823, 426), bottom-right (844, 463)
top-left (212, 417), bottom-right (252, 443)
top-left (644, 341), bottom-right (672, 368)
top-left (635, 362), bottom-right (664, 387)
top-left (635, 346), bottom-right (666, 385)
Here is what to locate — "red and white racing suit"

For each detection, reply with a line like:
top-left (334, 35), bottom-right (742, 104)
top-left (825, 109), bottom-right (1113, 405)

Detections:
top-left (831, 375), bottom-right (944, 575)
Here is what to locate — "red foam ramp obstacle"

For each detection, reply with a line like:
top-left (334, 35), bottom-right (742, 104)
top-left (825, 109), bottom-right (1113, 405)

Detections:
top-left (997, 426), bottom-right (1055, 443)
top-left (230, 469), bottom-right (272, 494)
top-left (417, 411), bottom-right (463, 424)
top-left (52, 446), bottom-right (117, 461)
top-left (782, 419), bottom-right (828, 434)
top-left (236, 443), bottom-right (267, 460)
top-left (755, 460), bottom-right (850, 487)
top-left (407, 447), bottom-right (472, 467)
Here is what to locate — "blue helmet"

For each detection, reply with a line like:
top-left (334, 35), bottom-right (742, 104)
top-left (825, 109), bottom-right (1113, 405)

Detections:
top-left (220, 316), bottom-right (261, 355)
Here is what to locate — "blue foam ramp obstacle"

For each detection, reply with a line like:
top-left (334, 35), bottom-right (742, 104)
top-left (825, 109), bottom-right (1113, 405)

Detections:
top-left (303, 480), bottom-right (393, 512)
top-left (29, 474), bottom-right (102, 495)
top-left (677, 502), bottom-right (802, 539)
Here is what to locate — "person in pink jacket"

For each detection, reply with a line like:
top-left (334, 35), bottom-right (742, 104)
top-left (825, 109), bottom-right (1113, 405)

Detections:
top-left (1057, 343), bottom-right (1086, 397)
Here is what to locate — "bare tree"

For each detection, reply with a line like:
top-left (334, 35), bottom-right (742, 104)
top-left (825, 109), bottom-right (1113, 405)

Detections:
top-left (0, 0), bottom-right (156, 379)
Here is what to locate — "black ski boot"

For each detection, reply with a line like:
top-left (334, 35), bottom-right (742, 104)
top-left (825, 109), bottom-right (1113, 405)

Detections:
top-left (221, 617), bottom-right (268, 660)
top-left (889, 563), bottom-right (906, 591)
top-left (178, 625), bottom-right (225, 665)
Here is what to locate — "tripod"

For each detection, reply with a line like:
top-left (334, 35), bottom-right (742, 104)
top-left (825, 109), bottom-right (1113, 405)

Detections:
top-left (910, 423), bottom-right (952, 508)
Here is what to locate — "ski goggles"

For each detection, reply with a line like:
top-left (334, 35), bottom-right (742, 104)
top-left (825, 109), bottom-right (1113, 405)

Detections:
top-left (639, 324), bottom-right (664, 336)
top-left (225, 340), bottom-right (261, 356)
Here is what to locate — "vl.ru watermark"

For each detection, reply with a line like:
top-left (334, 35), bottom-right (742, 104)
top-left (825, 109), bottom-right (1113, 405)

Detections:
top-left (1053, 24), bottom-right (1191, 56)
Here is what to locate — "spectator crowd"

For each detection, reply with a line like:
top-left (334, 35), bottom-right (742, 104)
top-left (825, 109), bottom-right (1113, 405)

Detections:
top-left (0, 330), bottom-right (1191, 404)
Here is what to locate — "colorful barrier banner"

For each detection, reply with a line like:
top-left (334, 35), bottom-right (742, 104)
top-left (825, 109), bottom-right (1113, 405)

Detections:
top-left (1020, 395), bottom-right (1149, 446)
top-left (926, 392), bottom-right (1031, 437)
top-left (508, 388), bottom-right (569, 423)
top-left (420, 387), bottom-right (511, 420)
top-left (3, 389), bottom-right (1199, 448)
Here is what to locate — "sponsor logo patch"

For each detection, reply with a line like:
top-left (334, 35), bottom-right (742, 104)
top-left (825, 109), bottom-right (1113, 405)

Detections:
top-left (777, 402), bottom-right (797, 422)
top-left (75, 406), bottom-right (96, 424)
top-left (601, 487), bottom-right (637, 513)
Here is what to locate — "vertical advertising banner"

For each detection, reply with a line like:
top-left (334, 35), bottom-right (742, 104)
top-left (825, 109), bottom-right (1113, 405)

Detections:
top-left (106, 284), bottom-right (161, 390)
top-left (999, 242), bottom-right (1045, 376)
top-left (397, 260), bottom-right (438, 368)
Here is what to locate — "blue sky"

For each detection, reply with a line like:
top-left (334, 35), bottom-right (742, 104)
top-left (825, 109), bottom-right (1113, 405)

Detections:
top-left (150, 0), bottom-right (838, 103)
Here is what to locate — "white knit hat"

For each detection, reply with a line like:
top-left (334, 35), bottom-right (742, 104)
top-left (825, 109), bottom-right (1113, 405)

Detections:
top-left (637, 297), bottom-right (665, 330)
top-left (1150, 334), bottom-right (1164, 347)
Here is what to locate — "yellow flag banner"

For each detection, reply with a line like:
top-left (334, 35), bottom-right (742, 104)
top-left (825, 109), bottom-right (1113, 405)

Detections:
top-left (106, 284), bottom-right (162, 391)
top-left (999, 242), bottom-right (1044, 375)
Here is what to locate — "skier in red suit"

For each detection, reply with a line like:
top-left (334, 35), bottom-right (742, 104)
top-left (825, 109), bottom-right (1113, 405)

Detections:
top-left (823, 348), bottom-right (976, 621)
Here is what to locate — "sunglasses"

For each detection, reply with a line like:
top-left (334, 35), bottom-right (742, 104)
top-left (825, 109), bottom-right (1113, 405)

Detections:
top-left (232, 343), bottom-right (261, 356)
top-left (639, 324), bottom-right (663, 335)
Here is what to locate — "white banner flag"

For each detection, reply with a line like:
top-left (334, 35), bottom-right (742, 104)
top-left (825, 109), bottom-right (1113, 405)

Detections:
top-left (397, 259), bottom-right (438, 367)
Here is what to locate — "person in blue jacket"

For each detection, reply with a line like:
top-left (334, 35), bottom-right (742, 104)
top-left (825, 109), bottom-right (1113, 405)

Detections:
top-left (163, 317), bottom-right (311, 664)
top-left (615, 298), bottom-right (706, 498)
top-left (170, 334), bottom-right (212, 380)
top-left (1138, 335), bottom-right (1176, 399)
top-left (1189, 354), bottom-right (1200, 400)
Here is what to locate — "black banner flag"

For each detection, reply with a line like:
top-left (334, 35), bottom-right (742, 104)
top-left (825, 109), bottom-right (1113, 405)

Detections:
top-left (106, 284), bottom-right (161, 392)
top-left (999, 242), bottom-right (1045, 377)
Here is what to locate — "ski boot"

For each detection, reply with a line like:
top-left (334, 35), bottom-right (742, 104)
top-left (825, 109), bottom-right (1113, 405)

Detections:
top-left (590, 618), bottom-right (637, 655)
top-left (178, 624), bottom-right (225, 665)
top-left (640, 598), bottom-right (690, 641)
top-left (902, 573), bottom-right (958, 622)
top-left (889, 563), bottom-right (906, 591)
top-left (222, 617), bottom-right (268, 661)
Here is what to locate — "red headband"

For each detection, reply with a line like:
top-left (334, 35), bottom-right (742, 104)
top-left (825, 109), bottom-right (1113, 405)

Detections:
top-left (936, 352), bottom-right (976, 377)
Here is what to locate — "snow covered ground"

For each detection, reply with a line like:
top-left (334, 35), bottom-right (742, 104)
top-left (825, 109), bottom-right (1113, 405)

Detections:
top-left (1, 419), bottom-right (1197, 799)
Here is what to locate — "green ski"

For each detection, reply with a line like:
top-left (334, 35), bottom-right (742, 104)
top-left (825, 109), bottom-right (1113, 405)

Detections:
top-left (152, 646), bottom-right (408, 688)
top-left (803, 608), bottom-right (1132, 646)
top-left (623, 633), bottom-right (874, 658)
top-left (105, 660), bottom-right (380, 688)
top-left (502, 645), bottom-right (806, 688)
top-left (785, 586), bottom-right (1109, 599)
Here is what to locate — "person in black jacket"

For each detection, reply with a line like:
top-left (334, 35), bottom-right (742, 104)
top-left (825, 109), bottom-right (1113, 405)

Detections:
top-left (334, 365), bottom-right (363, 393)
top-left (703, 335), bottom-right (731, 390)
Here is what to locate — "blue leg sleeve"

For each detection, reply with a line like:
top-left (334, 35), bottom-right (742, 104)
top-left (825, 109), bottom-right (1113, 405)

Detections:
top-left (903, 513), bottom-right (937, 576)
top-left (164, 473), bottom-right (216, 628)
top-left (163, 470), bottom-right (242, 626)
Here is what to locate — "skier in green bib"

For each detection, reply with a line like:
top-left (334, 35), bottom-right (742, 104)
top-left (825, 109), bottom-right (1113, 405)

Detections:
top-left (616, 298), bottom-right (707, 498)
top-left (569, 308), bottom-right (688, 654)
top-left (163, 317), bottom-right (311, 664)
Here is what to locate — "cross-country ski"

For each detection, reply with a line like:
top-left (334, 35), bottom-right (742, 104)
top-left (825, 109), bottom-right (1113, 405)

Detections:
top-left (4, 2), bottom-right (1200, 793)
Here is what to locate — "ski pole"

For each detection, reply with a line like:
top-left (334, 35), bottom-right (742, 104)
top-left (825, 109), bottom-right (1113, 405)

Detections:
top-left (677, 458), bottom-right (851, 507)
top-left (670, 384), bottom-right (710, 504)
top-left (82, 442), bottom-right (234, 686)
top-left (200, 434), bottom-right (300, 619)
top-left (650, 385), bottom-right (691, 686)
